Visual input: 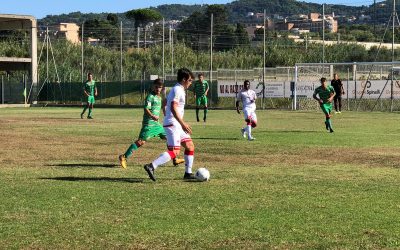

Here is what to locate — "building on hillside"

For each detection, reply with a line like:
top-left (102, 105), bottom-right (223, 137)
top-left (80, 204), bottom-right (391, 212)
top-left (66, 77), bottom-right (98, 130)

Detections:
top-left (273, 13), bottom-right (338, 33)
top-left (243, 20), bottom-right (274, 39)
top-left (55, 23), bottom-right (80, 44)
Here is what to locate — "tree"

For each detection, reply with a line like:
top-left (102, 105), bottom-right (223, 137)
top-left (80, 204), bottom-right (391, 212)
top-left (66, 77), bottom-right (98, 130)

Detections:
top-left (107, 13), bottom-right (118, 26)
top-left (235, 23), bottom-right (250, 47)
top-left (80, 18), bottom-right (119, 48)
top-left (126, 9), bottom-right (163, 28)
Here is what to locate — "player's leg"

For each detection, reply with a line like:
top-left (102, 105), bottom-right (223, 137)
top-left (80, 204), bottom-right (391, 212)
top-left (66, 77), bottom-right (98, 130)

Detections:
top-left (144, 125), bottom-right (180, 181)
top-left (203, 96), bottom-right (208, 122)
top-left (159, 130), bottom-right (184, 166)
top-left (322, 104), bottom-right (333, 132)
top-left (181, 136), bottom-right (195, 179)
top-left (338, 96), bottom-right (342, 113)
top-left (119, 140), bottom-right (145, 169)
top-left (243, 109), bottom-right (254, 140)
top-left (81, 101), bottom-right (89, 118)
top-left (249, 112), bottom-right (257, 141)
top-left (87, 96), bottom-right (94, 118)
top-left (195, 97), bottom-right (200, 122)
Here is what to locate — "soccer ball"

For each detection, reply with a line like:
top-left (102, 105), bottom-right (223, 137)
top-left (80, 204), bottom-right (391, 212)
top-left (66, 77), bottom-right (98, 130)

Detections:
top-left (195, 168), bottom-right (210, 181)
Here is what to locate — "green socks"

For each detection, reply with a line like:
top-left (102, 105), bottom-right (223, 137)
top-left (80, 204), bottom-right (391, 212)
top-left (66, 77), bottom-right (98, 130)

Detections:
top-left (124, 143), bottom-right (139, 158)
top-left (196, 108), bottom-right (200, 121)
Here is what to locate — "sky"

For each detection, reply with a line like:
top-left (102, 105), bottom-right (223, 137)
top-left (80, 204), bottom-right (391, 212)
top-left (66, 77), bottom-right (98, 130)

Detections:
top-left (2, 0), bottom-right (367, 19)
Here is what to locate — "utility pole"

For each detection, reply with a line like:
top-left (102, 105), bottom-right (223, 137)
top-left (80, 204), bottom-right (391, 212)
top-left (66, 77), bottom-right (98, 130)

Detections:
top-left (162, 18), bottom-right (165, 80)
top-left (322, 3), bottom-right (325, 64)
top-left (81, 22), bottom-right (84, 83)
top-left (46, 27), bottom-right (49, 81)
top-left (374, 0), bottom-right (377, 33)
top-left (210, 14), bottom-right (213, 106)
top-left (137, 27), bottom-right (140, 49)
top-left (120, 21), bottom-right (123, 105)
top-left (391, 0), bottom-right (396, 111)
top-left (305, 33), bottom-right (308, 51)
top-left (263, 9), bottom-right (266, 109)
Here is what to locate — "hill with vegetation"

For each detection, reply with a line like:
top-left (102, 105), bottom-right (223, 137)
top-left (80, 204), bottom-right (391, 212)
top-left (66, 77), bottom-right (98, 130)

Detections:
top-left (38, 0), bottom-right (368, 26)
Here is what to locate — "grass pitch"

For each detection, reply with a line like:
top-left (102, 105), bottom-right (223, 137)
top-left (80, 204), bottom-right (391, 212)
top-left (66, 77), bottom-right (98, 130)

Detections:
top-left (1, 107), bottom-right (400, 249)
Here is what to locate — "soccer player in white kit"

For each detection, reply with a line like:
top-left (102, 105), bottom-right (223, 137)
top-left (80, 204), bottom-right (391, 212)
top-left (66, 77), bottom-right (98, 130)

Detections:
top-left (144, 68), bottom-right (196, 181)
top-left (236, 80), bottom-right (257, 141)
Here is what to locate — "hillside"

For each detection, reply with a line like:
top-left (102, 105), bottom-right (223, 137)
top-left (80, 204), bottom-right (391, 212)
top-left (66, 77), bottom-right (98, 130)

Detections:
top-left (38, 0), bottom-right (373, 26)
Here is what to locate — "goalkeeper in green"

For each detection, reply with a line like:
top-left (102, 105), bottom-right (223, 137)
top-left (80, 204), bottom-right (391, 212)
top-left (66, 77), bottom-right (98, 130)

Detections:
top-left (81, 72), bottom-right (97, 119)
top-left (193, 73), bottom-right (209, 122)
top-left (119, 79), bottom-right (184, 168)
top-left (313, 77), bottom-right (336, 133)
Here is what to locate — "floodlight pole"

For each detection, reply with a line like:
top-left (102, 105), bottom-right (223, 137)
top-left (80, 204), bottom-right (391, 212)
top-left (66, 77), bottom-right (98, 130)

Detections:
top-left (391, 0), bottom-right (396, 111)
top-left (294, 65), bottom-right (298, 110)
top-left (322, 3), bottom-right (325, 65)
top-left (137, 27), bottom-right (140, 49)
top-left (81, 22), bottom-right (84, 83)
top-left (46, 27), bottom-right (49, 81)
top-left (162, 18), bottom-right (165, 80)
top-left (120, 21), bottom-right (123, 106)
top-left (263, 9), bottom-right (266, 110)
top-left (1, 75), bottom-right (3, 104)
top-left (210, 13), bottom-right (213, 106)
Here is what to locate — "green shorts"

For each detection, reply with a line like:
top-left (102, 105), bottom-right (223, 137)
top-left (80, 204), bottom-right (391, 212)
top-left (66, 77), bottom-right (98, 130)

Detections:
top-left (320, 103), bottom-right (332, 115)
top-left (138, 124), bottom-right (166, 141)
top-left (87, 95), bottom-right (95, 104)
top-left (196, 96), bottom-right (208, 107)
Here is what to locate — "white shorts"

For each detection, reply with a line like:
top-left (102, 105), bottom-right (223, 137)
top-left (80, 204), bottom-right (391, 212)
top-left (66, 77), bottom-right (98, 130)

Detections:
top-left (163, 123), bottom-right (192, 149)
top-left (243, 109), bottom-right (257, 123)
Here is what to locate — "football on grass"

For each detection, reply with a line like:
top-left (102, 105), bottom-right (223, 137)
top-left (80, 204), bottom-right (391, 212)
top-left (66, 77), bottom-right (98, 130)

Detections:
top-left (195, 168), bottom-right (210, 181)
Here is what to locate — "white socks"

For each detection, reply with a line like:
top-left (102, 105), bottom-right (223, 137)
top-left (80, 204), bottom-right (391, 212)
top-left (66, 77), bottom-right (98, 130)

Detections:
top-left (152, 152), bottom-right (171, 169)
top-left (184, 151), bottom-right (194, 174)
top-left (247, 124), bottom-right (252, 139)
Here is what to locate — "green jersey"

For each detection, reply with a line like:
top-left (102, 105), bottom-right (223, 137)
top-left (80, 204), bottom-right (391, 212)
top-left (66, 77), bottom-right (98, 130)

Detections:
top-left (314, 85), bottom-right (335, 103)
top-left (142, 92), bottom-right (162, 126)
top-left (84, 80), bottom-right (96, 96)
top-left (193, 80), bottom-right (209, 96)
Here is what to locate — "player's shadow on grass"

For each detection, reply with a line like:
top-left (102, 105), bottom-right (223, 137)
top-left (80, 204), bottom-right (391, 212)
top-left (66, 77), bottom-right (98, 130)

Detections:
top-left (194, 137), bottom-right (238, 140)
top-left (258, 130), bottom-right (317, 134)
top-left (40, 176), bottom-right (143, 183)
top-left (49, 163), bottom-right (118, 168)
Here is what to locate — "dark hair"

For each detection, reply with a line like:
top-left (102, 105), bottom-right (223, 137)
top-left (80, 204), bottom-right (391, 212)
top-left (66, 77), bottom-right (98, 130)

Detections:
top-left (198, 73), bottom-right (204, 77)
top-left (320, 77), bottom-right (327, 83)
top-left (87, 72), bottom-right (92, 77)
top-left (244, 80), bottom-right (250, 85)
top-left (153, 78), bottom-right (163, 86)
top-left (177, 67), bottom-right (194, 82)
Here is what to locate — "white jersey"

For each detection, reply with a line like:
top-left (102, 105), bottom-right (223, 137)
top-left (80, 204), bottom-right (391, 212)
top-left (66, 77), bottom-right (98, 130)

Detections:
top-left (164, 83), bottom-right (186, 126)
top-left (238, 89), bottom-right (257, 111)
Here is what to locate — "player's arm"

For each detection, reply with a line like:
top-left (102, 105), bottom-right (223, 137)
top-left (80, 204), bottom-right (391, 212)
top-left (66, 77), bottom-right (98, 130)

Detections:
top-left (83, 87), bottom-right (89, 97)
top-left (192, 82), bottom-right (197, 100)
top-left (171, 101), bottom-right (192, 134)
top-left (313, 92), bottom-right (323, 104)
top-left (204, 82), bottom-right (209, 96)
top-left (235, 100), bottom-right (241, 114)
top-left (95, 86), bottom-right (98, 97)
top-left (328, 89), bottom-right (335, 103)
top-left (144, 108), bottom-right (158, 121)
top-left (144, 97), bottom-right (158, 121)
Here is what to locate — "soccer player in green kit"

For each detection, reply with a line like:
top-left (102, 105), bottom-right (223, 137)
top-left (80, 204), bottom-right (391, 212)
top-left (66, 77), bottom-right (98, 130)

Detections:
top-left (313, 77), bottom-right (336, 133)
top-left (119, 79), bottom-right (184, 169)
top-left (81, 72), bottom-right (97, 119)
top-left (193, 73), bottom-right (209, 122)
